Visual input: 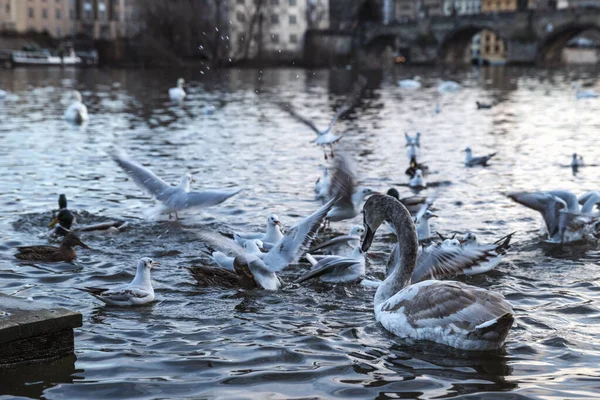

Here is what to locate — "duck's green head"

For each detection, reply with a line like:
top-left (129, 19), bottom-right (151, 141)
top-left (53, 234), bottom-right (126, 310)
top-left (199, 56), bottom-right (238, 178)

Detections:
top-left (58, 194), bottom-right (68, 209)
top-left (49, 209), bottom-right (74, 229)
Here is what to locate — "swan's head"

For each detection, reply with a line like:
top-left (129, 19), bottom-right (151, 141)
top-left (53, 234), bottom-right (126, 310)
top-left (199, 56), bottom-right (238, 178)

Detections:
top-left (177, 78), bottom-right (185, 87)
top-left (349, 224), bottom-right (365, 237)
top-left (386, 188), bottom-right (400, 200)
top-left (139, 257), bottom-right (160, 270)
top-left (460, 232), bottom-right (477, 245)
top-left (361, 194), bottom-right (399, 251)
top-left (267, 214), bottom-right (281, 227)
top-left (72, 90), bottom-right (82, 102)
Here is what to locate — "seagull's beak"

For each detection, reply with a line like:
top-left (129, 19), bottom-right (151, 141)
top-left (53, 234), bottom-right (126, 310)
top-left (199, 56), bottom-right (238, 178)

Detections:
top-left (274, 220), bottom-right (281, 226)
top-left (48, 218), bottom-right (60, 227)
top-left (151, 261), bottom-right (161, 268)
top-left (430, 214), bottom-right (438, 218)
top-left (191, 177), bottom-right (196, 183)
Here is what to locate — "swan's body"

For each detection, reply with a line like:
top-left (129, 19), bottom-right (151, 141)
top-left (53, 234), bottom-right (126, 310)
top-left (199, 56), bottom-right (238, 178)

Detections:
top-left (169, 78), bottom-right (186, 101)
top-left (361, 194), bottom-right (514, 351)
top-left (64, 90), bottom-right (88, 123)
top-left (76, 258), bottom-right (159, 306)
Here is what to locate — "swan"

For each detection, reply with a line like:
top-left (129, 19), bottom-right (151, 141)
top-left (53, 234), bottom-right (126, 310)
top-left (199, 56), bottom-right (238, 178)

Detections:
top-left (64, 90), bottom-right (88, 123)
top-left (361, 194), bottom-right (514, 351)
top-left (169, 78), bottom-right (186, 101)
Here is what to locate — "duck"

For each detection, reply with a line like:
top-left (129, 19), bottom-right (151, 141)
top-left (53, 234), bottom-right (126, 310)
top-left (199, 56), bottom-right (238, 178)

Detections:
top-left (187, 257), bottom-right (262, 290)
top-left (49, 207), bottom-right (127, 236)
top-left (234, 214), bottom-right (284, 249)
top-left (296, 246), bottom-right (365, 284)
top-left (361, 194), bottom-right (514, 351)
top-left (464, 147), bottom-right (496, 167)
top-left (405, 157), bottom-right (429, 178)
top-left (476, 101), bottom-right (493, 109)
top-left (76, 258), bottom-right (159, 306)
top-left (64, 90), bottom-right (89, 124)
top-left (386, 189), bottom-right (432, 215)
top-left (14, 233), bottom-right (90, 262)
top-left (189, 198), bottom-right (337, 290)
top-left (309, 224), bottom-right (365, 256)
top-left (409, 169), bottom-right (426, 189)
top-left (169, 78), bottom-right (186, 101)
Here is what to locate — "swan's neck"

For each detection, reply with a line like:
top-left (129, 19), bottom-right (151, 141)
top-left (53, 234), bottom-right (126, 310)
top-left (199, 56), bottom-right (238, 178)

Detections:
top-left (374, 209), bottom-right (418, 309)
top-left (131, 265), bottom-right (152, 288)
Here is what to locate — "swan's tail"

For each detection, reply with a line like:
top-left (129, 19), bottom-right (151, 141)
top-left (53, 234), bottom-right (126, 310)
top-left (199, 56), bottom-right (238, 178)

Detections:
top-left (469, 312), bottom-right (514, 344)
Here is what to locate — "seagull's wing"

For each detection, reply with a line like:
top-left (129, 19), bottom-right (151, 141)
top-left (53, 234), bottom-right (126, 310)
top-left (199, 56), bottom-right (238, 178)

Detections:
top-left (261, 197), bottom-right (337, 272)
top-left (174, 189), bottom-right (242, 210)
top-left (414, 191), bottom-right (438, 223)
top-left (328, 153), bottom-right (357, 210)
top-left (277, 102), bottom-right (321, 135)
top-left (196, 229), bottom-right (244, 257)
top-left (324, 104), bottom-right (351, 135)
top-left (100, 286), bottom-right (152, 302)
top-left (308, 235), bottom-right (359, 253)
top-left (111, 150), bottom-right (174, 202)
top-left (411, 244), bottom-right (503, 283)
top-left (295, 256), bottom-right (358, 283)
top-left (508, 191), bottom-right (562, 238)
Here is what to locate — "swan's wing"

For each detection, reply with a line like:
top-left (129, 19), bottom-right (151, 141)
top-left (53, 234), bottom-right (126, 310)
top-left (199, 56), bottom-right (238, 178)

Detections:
top-left (175, 189), bottom-right (242, 210)
top-left (277, 102), bottom-right (321, 135)
top-left (111, 150), bottom-right (174, 202)
top-left (327, 153), bottom-right (356, 209)
top-left (261, 197), bottom-right (337, 272)
top-left (196, 229), bottom-right (244, 257)
top-left (411, 244), bottom-right (503, 283)
top-left (308, 235), bottom-right (358, 253)
top-left (508, 191), bottom-right (562, 237)
top-left (295, 256), bottom-right (358, 283)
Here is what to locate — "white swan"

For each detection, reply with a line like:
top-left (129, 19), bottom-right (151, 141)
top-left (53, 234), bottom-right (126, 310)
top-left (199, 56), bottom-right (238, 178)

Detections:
top-left (64, 90), bottom-right (89, 123)
top-left (169, 78), bottom-right (186, 101)
top-left (76, 258), bottom-right (159, 306)
top-left (361, 194), bottom-right (514, 351)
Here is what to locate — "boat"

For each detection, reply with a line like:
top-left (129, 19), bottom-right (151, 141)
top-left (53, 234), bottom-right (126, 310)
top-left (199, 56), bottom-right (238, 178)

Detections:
top-left (11, 49), bottom-right (82, 66)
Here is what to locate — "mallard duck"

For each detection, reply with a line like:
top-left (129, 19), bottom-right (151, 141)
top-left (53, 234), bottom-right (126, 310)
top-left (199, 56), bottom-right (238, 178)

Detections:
top-left (15, 233), bottom-right (90, 262)
top-left (187, 257), bottom-right (261, 290)
top-left (49, 206), bottom-right (127, 236)
top-left (76, 258), bottom-right (159, 306)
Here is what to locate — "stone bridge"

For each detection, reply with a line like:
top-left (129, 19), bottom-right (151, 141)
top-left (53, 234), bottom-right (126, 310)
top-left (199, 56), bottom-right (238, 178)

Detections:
top-left (360, 9), bottom-right (600, 64)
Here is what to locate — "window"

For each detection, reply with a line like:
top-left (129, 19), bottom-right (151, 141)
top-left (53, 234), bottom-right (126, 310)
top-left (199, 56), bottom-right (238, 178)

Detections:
top-left (69, 8), bottom-right (74, 19)
top-left (5, 4), bottom-right (10, 13)
top-left (42, 8), bottom-right (48, 18)
top-left (270, 14), bottom-right (279, 24)
top-left (236, 0), bottom-right (244, 3)
top-left (56, 27), bottom-right (61, 37)
top-left (56, 8), bottom-right (61, 18)
top-left (28, 7), bottom-right (34, 18)
top-left (236, 11), bottom-right (245, 22)
top-left (289, 15), bottom-right (296, 24)
top-left (485, 45), bottom-right (490, 53)
top-left (271, 33), bottom-right (279, 43)
top-left (271, 0), bottom-right (279, 4)
top-left (290, 34), bottom-right (297, 43)
top-left (495, 44), bottom-right (500, 52)
top-left (289, 0), bottom-right (296, 5)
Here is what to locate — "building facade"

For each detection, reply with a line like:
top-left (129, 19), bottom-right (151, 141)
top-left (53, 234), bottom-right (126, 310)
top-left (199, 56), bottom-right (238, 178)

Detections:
top-left (229, 0), bottom-right (328, 61)
top-left (0, 0), bottom-right (138, 39)
top-left (443, 0), bottom-right (482, 15)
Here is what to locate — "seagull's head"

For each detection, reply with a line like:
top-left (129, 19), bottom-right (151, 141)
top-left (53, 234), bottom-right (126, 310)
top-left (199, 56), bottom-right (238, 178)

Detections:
top-left (180, 173), bottom-right (195, 190)
top-left (177, 78), bottom-right (185, 87)
top-left (423, 210), bottom-right (437, 220)
top-left (463, 147), bottom-right (472, 154)
top-left (349, 224), bottom-right (366, 237)
top-left (415, 169), bottom-right (423, 179)
top-left (460, 232), bottom-right (477, 245)
top-left (360, 187), bottom-right (376, 198)
top-left (139, 257), bottom-right (160, 270)
top-left (268, 214), bottom-right (281, 227)
top-left (443, 238), bottom-right (460, 247)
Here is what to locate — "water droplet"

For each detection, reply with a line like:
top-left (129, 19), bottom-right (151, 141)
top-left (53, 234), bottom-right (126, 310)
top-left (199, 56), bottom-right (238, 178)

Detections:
top-left (198, 45), bottom-right (204, 50)
top-left (229, 58), bottom-right (232, 62)
top-left (215, 27), bottom-right (219, 32)
top-left (200, 71), bottom-right (205, 74)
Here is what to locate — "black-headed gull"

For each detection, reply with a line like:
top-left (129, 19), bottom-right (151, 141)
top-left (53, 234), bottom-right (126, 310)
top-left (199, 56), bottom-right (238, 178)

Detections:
top-left (464, 147), bottom-right (496, 167)
top-left (64, 90), bottom-right (88, 124)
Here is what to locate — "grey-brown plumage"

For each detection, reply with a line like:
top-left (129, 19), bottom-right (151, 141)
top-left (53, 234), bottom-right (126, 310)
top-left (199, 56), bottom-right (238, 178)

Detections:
top-left (15, 233), bottom-right (90, 262)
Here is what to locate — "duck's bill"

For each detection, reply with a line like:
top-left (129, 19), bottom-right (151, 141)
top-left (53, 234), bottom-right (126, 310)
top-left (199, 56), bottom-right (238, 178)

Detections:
top-left (361, 226), bottom-right (375, 252)
top-left (48, 218), bottom-right (60, 227)
top-left (80, 243), bottom-right (92, 250)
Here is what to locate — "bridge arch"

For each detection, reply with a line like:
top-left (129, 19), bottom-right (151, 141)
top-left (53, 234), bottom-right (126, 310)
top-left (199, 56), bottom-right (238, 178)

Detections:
top-left (439, 25), bottom-right (508, 64)
top-left (538, 22), bottom-right (600, 64)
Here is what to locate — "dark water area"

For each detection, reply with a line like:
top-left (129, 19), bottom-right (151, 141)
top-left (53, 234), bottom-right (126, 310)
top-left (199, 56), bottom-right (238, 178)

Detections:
top-left (0, 65), bottom-right (599, 399)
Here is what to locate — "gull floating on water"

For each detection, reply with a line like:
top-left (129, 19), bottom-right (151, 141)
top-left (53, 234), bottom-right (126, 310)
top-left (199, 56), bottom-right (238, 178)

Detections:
top-left (398, 78), bottom-right (421, 89)
top-left (508, 190), bottom-right (600, 243)
top-left (192, 198), bottom-right (337, 290)
top-left (296, 246), bottom-right (365, 283)
top-left (111, 149), bottom-right (241, 219)
top-left (169, 78), bottom-right (186, 101)
top-left (76, 258), bottom-right (159, 306)
top-left (438, 81), bottom-right (462, 93)
top-left (464, 147), bottom-right (496, 167)
top-left (309, 224), bottom-right (365, 256)
top-left (234, 214), bottom-right (284, 249)
top-left (409, 169), bottom-right (426, 189)
top-left (64, 90), bottom-right (88, 124)
top-left (361, 194), bottom-right (514, 351)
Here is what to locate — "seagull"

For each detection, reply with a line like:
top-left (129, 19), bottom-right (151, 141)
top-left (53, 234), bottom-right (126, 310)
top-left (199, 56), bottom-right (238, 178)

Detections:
top-left (415, 210), bottom-right (437, 240)
top-left (476, 101), bottom-right (493, 109)
top-left (211, 239), bottom-right (264, 270)
top-left (438, 81), bottom-right (461, 93)
top-left (398, 78), bottom-right (421, 89)
top-left (296, 246), bottom-right (365, 283)
top-left (169, 78), bottom-right (186, 101)
top-left (64, 90), bottom-right (88, 124)
top-left (464, 147), bottom-right (496, 167)
top-left (508, 190), bottom-right (600, 243)
top-left (326, 153), bottom-right (375, 222)
top-left (111, 149), bottom-right (241, 219)
top-left (76, 257), bottom-right (159, 306)
top-left (309, 224), bottom-right (365, 256)
top-left (571, 153), bottom-right (584, 168)
top-left (314, 167), bottom-right (331, 203)
top-left (409, 169), bottom-right (426, 189)
top-left (573, 83), bottom-right (598, 99)
top-left (194, 198), bottom-right (337, 290)
top-left (234, 214), bottom-right (284, 249)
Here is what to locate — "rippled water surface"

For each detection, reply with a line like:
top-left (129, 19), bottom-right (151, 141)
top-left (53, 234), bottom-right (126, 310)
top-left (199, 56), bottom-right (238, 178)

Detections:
top-left (1, 66), bottom-right (600, 399)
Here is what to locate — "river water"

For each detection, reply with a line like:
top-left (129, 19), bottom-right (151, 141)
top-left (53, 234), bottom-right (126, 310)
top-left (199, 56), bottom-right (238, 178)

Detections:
top-left (0, 66), bottom-right (599, 399)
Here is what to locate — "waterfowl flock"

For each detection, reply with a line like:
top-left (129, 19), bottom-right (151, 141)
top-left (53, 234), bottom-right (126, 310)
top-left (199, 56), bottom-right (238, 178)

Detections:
top-left (8, 74), bottom-right (600, 356)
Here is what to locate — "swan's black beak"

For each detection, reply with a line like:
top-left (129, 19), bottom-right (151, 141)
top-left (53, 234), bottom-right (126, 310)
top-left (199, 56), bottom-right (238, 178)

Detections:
top-left (361, 225), bottom-right (375, 252)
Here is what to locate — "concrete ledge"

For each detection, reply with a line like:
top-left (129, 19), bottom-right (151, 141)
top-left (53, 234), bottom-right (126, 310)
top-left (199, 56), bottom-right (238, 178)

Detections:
top-left (0, 293), bottom-right (82, 365)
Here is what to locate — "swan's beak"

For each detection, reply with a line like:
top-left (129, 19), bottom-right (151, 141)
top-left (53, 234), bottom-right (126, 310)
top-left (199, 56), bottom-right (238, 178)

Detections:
top-left (48, 218), bottom-right (60, 227)
top-left (361, 225), bottom-right (375, 252)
